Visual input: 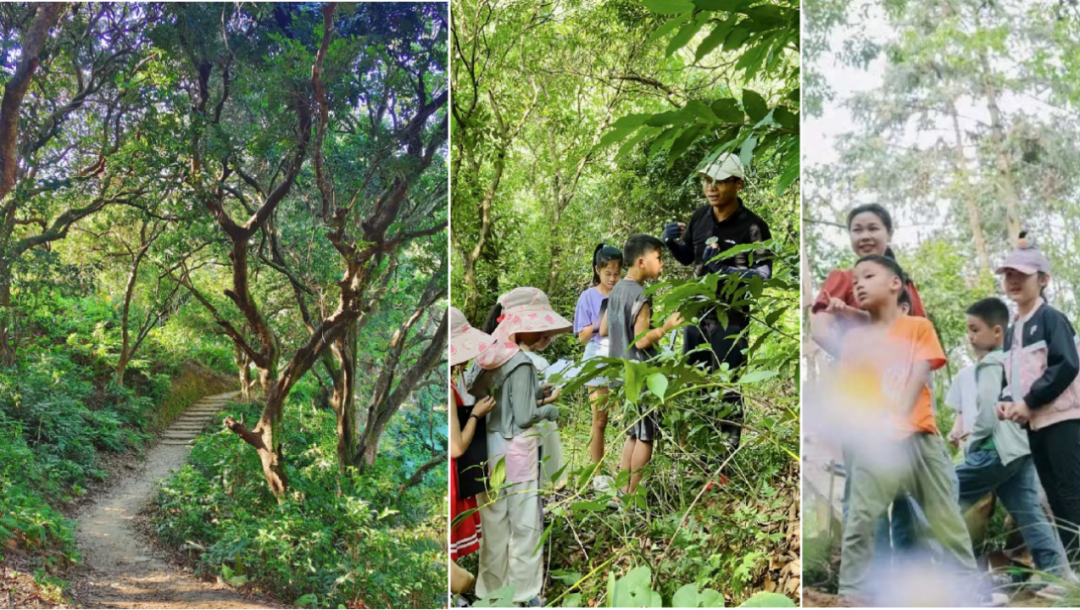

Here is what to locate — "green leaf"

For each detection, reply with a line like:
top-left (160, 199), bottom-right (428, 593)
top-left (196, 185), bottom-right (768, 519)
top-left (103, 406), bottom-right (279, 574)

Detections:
top-left (674, 583), bottom-right (726, 607)
top-left (667, 17), bottom-right (708, 56)
top-left (614, 468), bottom-right (631, 489)
top-left (710, 98), bottom-right (744, 123)
top-left (599, 123), bottom-right (642, 149)
top-left (668, 124), bottom-right (706, 166)
top-left (742, 89), bottom-right (768, 122)
top-left (694, 17), bottom-right (736, 61)
top-left (490, 455), bottom-right (506, 491)
top-left (645, 108), bottom-right (691, 127)
top-left (723, 27), bottom-right (750, 51)
top-left (563, 593), bottom-right (583, 607)
top-left (642, 0), bottom-right (695, 14)
top-left (775, 154), bottom-right (799, 195)
top-left (693, 0), bottom-right (747, 10)
top-left (475, 585), bottom-right (517, 608)
top-left (685, 99), bottom-right (719, 123)
top-left (765, 306), bottom-right (790, 326)
top-left (570, 500), bottom-right (608, 512)
top-left (648, 13), bottom-right (692, 43)
top-left (739, 135), bottom-right (757, 167)
top-left (773, 106), bottom-right (798, 130)
top-left (646, 372), bottom-right (669, 402)
top-left (295, 594), bottom-right (319, 608)
top-left (617, 127), bottom-right (655, 157)
top-left (551, 570), bottom-right (584, 586)
top-left (576, 461), bottom-right (602, 489)
top-left (623, 360), bottom-right (643, 404)
top-left (739, 592), bottom-right (795, 607)
top-left (739, 370), bottom-right (778, 384)
top-left (533, 522), bottom-right (552, 555)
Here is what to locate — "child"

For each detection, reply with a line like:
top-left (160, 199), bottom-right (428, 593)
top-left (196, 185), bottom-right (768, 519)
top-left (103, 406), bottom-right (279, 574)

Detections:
top-left (518, 331), bottom-right (567, 491)
top-left (811, 204), bottom-right (926, 356)
top-left (837, 255), bottom-right (980, 604)
top-left (996, 234), bottom-right (1080, 567)
top-left (600, 234), bottom-right (682, 496)
top-left (948, 297), bottom-right (1065, 598)
top-left (468, 288), bottom-right (571, 606)
top-left (574, 243), bottom-right (622, 491)
top-left (449, 307), bottom-right (496, 595)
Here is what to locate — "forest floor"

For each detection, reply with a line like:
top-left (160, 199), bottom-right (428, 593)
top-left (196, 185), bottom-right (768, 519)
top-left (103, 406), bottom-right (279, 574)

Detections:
top-left (64, 391), bottom-right (278, 609)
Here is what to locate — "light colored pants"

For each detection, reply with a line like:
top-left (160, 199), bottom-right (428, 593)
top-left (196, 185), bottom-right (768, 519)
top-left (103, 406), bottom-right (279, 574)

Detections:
top-left (475, 482), bottom-right (544, 603)
top-left (536, 421), bottom-right (566, 489)
top-left (840, 433), bottom-right (978, 599)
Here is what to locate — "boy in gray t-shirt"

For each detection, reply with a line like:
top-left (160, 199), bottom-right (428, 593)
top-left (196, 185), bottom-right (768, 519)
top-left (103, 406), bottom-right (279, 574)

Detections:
top-left (600, 234), bottom-right (683, 495)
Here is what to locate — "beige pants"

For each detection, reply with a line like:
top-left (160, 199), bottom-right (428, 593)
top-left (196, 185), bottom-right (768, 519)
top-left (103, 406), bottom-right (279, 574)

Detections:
top-left (475, 481), bottom-right (544, 603)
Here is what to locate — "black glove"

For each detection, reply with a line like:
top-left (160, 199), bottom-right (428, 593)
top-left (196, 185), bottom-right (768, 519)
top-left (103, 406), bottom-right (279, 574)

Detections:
top-left (662, 222), bottom-right (683, 243)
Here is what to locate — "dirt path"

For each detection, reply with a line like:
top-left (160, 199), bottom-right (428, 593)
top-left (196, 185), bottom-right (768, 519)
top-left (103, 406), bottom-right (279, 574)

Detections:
top-left (73, 391), bottom-right (277, 609)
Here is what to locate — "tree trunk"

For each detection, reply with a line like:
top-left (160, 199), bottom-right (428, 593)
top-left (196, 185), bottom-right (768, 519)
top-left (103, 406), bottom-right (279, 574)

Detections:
top-left (948, 100), bottom-right (990, 275)
top-left (225, 383), bottom-right (289, 498)
top-left (0, 263), bottom-right (13, 367)
top-left (236, 344), bottom-right (252, 401)
top-left (331, 320), bottom-right (357, 476)
top-left (978, 46), bottom-right (1021, 243)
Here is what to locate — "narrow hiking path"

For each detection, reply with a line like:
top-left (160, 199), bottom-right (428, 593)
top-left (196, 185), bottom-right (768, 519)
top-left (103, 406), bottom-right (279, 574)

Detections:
top-left (71, 391), bottom-right (278, 609)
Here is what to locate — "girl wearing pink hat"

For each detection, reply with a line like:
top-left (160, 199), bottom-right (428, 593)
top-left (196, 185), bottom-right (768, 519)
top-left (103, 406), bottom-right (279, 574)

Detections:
top-left (466, 287), bottom-right (572, 606)
top-left (449, 307), bottom-right (496, 595)
top-left (996, 233), bottom-right (1080, 564)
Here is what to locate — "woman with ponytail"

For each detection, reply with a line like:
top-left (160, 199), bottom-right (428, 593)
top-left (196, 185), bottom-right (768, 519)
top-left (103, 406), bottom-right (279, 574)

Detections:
top-left (573, 243), bottom-right (622, 492)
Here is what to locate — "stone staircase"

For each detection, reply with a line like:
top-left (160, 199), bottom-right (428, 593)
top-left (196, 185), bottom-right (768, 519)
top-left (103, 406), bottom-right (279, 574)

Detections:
top-left (159, 391), bottom-right (242, 447)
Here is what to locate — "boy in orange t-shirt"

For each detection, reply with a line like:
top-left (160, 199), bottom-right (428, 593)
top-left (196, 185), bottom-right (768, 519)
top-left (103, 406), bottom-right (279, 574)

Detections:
top-left (836, 255), bottom-right (981, 604)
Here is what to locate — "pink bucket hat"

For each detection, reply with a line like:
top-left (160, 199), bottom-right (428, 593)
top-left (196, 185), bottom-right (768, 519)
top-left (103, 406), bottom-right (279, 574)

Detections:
top-left (449, 307), bottom-right (494, 367)
top-left (476, 287), bottom-right (572, 370)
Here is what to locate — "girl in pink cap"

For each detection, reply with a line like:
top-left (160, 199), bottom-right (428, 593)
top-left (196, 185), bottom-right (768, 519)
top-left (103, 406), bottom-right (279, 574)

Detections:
top-left (449, 307), bottom-right (496, 595)
top-left (995, 232), bottom-right (1080, 565)
top-left (466, 287), bottom-right (572, 606)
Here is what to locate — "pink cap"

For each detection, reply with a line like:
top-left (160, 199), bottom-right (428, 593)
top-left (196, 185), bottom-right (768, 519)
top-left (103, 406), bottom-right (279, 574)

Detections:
top-left (995, 234), bottom-right (1051, 276)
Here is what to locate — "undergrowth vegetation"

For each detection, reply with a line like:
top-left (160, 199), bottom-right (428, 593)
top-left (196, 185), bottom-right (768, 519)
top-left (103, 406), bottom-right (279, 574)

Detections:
top-left (0, 291), bottom-right (235, 577)
top-left (148, 377), bottom-right (447, 609)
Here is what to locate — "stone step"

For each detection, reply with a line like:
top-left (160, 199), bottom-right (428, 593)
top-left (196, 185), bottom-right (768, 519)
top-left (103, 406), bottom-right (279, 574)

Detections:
top-left (167, 426), bottom-right (211, 433)
top-left (172, 417), bottom-right (216, 425)
top-left (160, 440), bottom-right (194, 446)
top-left (162, 432), bottom-right (199, 439)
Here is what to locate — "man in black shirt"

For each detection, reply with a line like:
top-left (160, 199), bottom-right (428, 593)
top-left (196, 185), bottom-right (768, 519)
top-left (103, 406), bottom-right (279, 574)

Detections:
top-left (661, 153), bottom-right (772, 455)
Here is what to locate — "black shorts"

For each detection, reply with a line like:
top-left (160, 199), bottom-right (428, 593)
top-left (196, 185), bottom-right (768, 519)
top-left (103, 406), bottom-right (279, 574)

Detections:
top-left (627, 407), bottom-right (659, 442)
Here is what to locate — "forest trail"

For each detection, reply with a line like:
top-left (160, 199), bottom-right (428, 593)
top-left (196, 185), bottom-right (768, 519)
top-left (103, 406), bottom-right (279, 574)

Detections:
top-left (72, 391), bottom-right (276, 609)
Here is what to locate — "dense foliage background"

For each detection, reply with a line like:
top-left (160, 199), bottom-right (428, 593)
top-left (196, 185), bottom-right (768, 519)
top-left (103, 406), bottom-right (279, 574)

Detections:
top-left (1, 3), bottom-right (447, 607)
top-left (451, 0), bottom-right (801, 605)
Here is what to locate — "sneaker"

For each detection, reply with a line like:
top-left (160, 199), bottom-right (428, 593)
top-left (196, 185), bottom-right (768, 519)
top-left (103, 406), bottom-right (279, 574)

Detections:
top-left (522, 596), bottom-right (544, 607)
top-left (978, 592), bottom-right (1009, 607)
top-left (1035, 583), bottom-right (1067, 601)
top-left (592, 474), bottom-right (613, 493)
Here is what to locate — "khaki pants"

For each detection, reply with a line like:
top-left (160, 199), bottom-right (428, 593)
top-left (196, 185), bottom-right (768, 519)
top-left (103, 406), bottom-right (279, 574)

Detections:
top-left (840, 433), bottom-right (978, 599)
top-left (475, 481), bottom-right (544, 603)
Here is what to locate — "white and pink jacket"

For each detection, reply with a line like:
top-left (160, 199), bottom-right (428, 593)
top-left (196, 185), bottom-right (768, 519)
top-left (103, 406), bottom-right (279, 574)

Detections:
top-left (1002, 299), bottom-right (1080, 431)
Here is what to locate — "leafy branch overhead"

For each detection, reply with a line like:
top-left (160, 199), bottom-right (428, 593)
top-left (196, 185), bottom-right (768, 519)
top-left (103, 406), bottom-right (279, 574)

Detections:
top-left (599, 0), bottom-right (800, 194)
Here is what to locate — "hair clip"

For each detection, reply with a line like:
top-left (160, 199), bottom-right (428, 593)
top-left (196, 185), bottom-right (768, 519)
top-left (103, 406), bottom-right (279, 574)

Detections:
top-left (497, 314), bottom-right (506, 323)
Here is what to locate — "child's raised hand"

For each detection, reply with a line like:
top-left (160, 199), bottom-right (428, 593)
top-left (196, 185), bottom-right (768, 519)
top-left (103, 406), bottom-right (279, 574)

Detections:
top-left (545, 385), bottom-right (562, 405)
top-left (663, 311), bottom-right (685, 332)
top-left (471, 396), bottom-right (496, 418)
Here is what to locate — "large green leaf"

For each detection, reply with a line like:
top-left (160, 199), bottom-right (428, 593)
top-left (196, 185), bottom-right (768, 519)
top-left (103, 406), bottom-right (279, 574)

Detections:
top-left (642, 0), bottom-right (696, 15)
top-left (648, 12), bottom-right (692, 43)
top-left (742, 89), bottom-right (768, 122)
top-left (694, 16), bottom-right (737, 61)
top-left (646, 372), bottom-right (669, 402)
top-left (667, 14), bottom-right (709, 56)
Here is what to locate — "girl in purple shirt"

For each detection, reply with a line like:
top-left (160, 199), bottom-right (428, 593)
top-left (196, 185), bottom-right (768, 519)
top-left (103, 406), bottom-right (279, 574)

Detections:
top-left (574, 243), bottom-right (622, 491)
